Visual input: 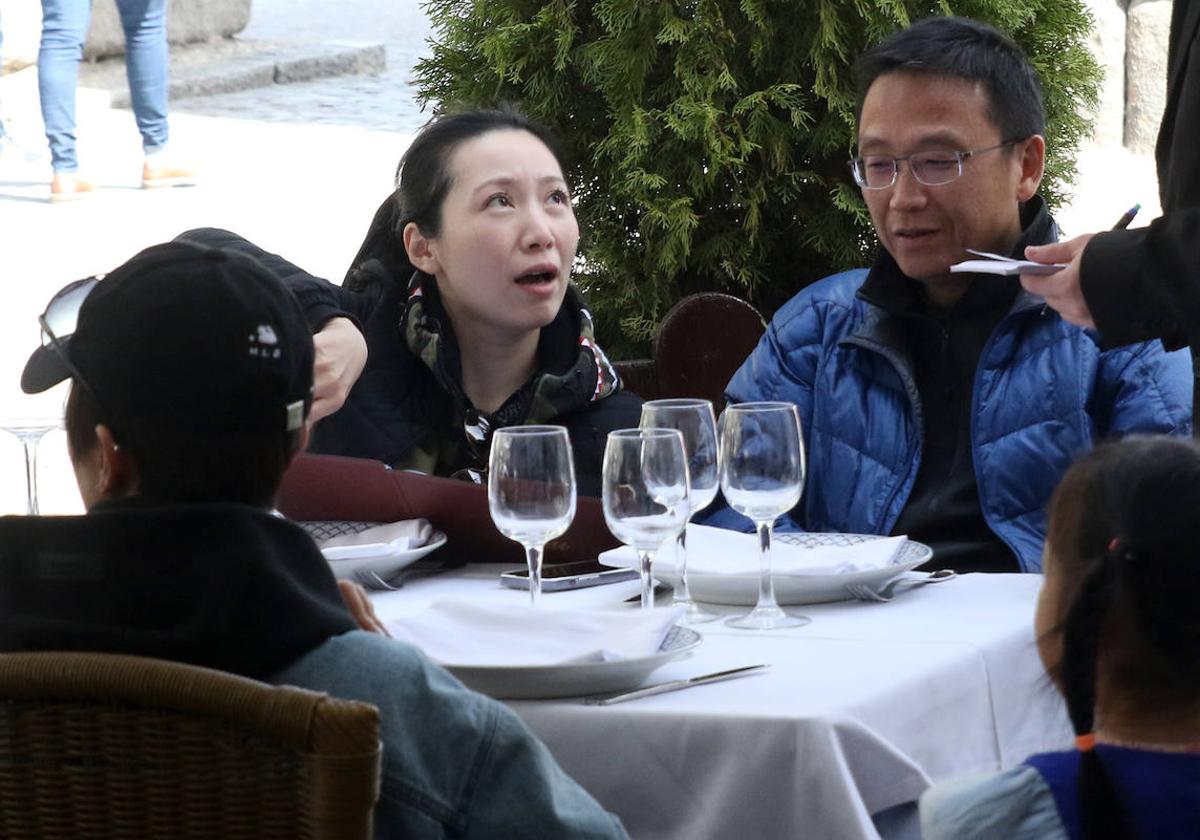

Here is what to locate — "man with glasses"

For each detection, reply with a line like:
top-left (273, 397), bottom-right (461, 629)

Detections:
top-left (707, 16), bottom-right (1192, 574)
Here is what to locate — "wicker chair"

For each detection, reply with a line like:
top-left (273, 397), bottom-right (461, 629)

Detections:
top-left (0, 652), bottom-right (381, 839)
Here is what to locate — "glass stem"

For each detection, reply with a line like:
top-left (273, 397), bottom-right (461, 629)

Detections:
top-left (674, 526), bottom-right (693, 606)
top-left (22, 440), bottom-right (39, 517)
top-left (755, 519), bottom-right (780, 610)
top-left (638, 549), bottom-right (655, 610)
top-left (525, 543), bottom-right (544, 606)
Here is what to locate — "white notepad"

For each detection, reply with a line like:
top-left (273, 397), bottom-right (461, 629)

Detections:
top-left (950, 249), bottom-right (1067, 276)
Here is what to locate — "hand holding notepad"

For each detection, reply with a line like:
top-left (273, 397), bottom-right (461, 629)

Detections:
top-left (950, 249), bottom-right (1067, 276)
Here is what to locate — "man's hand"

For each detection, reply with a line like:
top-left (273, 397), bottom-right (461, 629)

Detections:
top-left (1020, 234), bottom-right (1096, 329)
top-left (311, 317), bottom-right (368, 422)
top-left (337, 580), bottom-right (391, 637)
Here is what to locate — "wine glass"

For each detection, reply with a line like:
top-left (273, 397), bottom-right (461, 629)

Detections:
top-left (640, 398), bottom-right (720, 624)
top-left (602, 428), bottom-right (691, 610)
top-left (1, 417), bottom-right (62, 516)
top-left (719, 401), bottom-right (809, 630)
top-left (488, 425), bottom-right (577, 605)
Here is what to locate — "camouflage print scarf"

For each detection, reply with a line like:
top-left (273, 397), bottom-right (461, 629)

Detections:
top-left (396, 272), bottom-right (621, 482)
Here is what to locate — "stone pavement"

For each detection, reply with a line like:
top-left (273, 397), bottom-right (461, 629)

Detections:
top-left (0, 0), bottom-right (1163, 515)
top-left (0, 0), bottom-right (430, 513)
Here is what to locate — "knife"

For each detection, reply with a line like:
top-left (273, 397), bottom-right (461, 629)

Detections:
top-left (623, 583), bottom-right (673, 604)
top-left (585, 664), bottom-right (770, 705)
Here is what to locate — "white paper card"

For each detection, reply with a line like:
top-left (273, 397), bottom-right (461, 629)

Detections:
top-left (950, 249), bottom-right (1066, 276)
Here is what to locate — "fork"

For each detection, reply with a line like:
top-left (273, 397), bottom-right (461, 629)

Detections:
top-left (353, 560), bottom-right (457, 591)
top-left (845, 569), bottom-right (956, 602)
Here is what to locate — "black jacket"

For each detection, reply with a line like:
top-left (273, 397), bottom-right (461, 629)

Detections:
top-left (178, 228), bottom-right (641, 498)
top-left (0, 499), bottom-right (356, 679)
top-left (1081, 4), bottom-right (1200, 361)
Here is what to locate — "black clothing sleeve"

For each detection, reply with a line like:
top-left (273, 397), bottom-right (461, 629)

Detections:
top-left (1079, 4), bottom-right (1200, 353)
top-left (1081, 211), bottom-right (1200, 351)
top-left (174, 227), bottom-right (373, 333)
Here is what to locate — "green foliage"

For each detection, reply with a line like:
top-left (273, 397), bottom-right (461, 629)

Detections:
top-left (415, 0), bottom-right (1100, 357)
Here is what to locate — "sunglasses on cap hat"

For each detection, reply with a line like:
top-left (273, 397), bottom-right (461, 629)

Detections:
top-left (23, 246), bottom-right (312, 435)
top-left (28, 275), bottom-right (108, 411)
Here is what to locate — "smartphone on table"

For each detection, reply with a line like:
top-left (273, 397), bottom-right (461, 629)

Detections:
top-left (499, 560), bottom-right (638, 592)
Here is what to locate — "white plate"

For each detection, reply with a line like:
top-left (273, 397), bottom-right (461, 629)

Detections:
top-left (639, 533), bottom-right (933, 606)
top-left (321, 531), bottom-right (447, 581)
top-left (444, 626), bottom-right (702, 700)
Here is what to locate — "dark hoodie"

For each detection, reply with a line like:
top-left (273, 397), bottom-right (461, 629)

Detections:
top-left (858, 197), bottom-right (1057, 572)
top-left (0, 498), bottom-right (356, 678)
top-left (0, 500), bottom-right (632, 838)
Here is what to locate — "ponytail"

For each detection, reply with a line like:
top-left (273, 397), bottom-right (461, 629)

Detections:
top-left (1047, 435), bottom-right (1200, 840)
top-left (1058, 555), bottom-right (1128, 840)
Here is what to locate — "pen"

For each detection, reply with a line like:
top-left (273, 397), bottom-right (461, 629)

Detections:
top-left (1113, 203), bottom-right (1141, 230)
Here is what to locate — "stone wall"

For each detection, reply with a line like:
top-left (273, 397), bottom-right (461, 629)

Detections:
top-left (84, 0), bottom-right (251, 59)
top-left (1084, 0), bottom-right (1173, 153)
top-left (0, 0), bottom-right (250, 70)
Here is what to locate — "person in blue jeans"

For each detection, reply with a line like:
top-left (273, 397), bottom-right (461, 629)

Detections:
top-left (921, 435), bottom-right (1200, 840)
top-left (38, 0), bottom-right (193, 201)
top-left (0, 9), bottom-right (9, 148)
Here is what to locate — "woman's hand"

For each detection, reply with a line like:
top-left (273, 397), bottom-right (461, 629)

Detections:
top-left (337, 580), bottom-right (391, 637)
top-left (311, 317), bottom-right (368, 422)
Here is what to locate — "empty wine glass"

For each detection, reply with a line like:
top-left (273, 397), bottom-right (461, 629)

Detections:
top-left (488, 426), bottom-right (577, 605)
top-left (602, 428), bottom-right (690, 609)
top-left (640, 398), bottom-right (720, 624)
top-left (1, 417), bottom-right (62, 516)
top-left (719, 401), bottom-right (809, 630)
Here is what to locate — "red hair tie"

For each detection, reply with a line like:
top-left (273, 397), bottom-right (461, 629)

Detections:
top-left (1075, 733), bottom-right (1097, 752)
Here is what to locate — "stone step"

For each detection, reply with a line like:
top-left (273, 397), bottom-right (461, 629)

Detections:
top-left (76, 38), bottom-right (386, 109)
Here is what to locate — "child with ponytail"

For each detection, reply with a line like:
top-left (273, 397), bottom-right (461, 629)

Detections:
top-left (921, 435), bottom-right (1200, 839)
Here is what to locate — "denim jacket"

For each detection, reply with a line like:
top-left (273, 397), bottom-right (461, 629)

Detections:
top-left (275, 633), bottom-right (629, 839)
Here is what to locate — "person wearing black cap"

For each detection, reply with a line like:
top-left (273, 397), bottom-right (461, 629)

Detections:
top-left (0, 241), bottom-right (629, 839)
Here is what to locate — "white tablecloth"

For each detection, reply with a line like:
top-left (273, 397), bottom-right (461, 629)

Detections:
top-left (369, 568), bottom-right (1072, 840)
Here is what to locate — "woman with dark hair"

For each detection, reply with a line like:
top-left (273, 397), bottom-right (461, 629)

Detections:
top-left (182, 105), bottom-right (640, 496)
top-left (921, 435), bottom-right (1200, 839)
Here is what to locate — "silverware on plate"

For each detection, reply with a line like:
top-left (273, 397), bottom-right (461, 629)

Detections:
top-left (844, 569), bottom-right (956, 602)
top-left (353, 558), bottom-right (460, 591)
top-left (584, 664), bottom-right (770, 705)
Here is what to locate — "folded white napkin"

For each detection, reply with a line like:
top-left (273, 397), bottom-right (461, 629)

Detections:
top-left (320, 519), bottom-right (434, 561)
top-left (599, 524), bottom-right (908, 577)
top-left (386, 601), bottom-right (685, 667)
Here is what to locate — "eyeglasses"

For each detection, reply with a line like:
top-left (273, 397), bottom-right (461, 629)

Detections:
top-left (37, 275), bottom-right (107, 409)
top-left (849, 141), bottom-right (1017, 190)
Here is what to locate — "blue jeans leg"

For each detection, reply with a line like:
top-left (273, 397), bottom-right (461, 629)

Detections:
top-left (115, 0), bottom-right (168, 153)
top-left (0, 11), bottom-right (7, 141)
top-left (38, 0), bottom-right (90, 173)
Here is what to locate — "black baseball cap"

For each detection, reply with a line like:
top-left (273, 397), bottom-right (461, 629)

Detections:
top-left (22, 240), bottom-right (314, 436)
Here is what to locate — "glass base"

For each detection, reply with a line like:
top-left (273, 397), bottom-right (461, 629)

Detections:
top-left (726, 605), bottom-right (810, 630)
top-left (676, 599), bottom-right (721, 625)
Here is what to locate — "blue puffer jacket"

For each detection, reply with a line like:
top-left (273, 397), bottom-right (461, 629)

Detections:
top-left (719, 270), bottom-right (1193, 572)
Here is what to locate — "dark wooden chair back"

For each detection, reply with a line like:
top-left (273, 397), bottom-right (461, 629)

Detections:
top-left (615, 292), bottom-right (766, 407)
